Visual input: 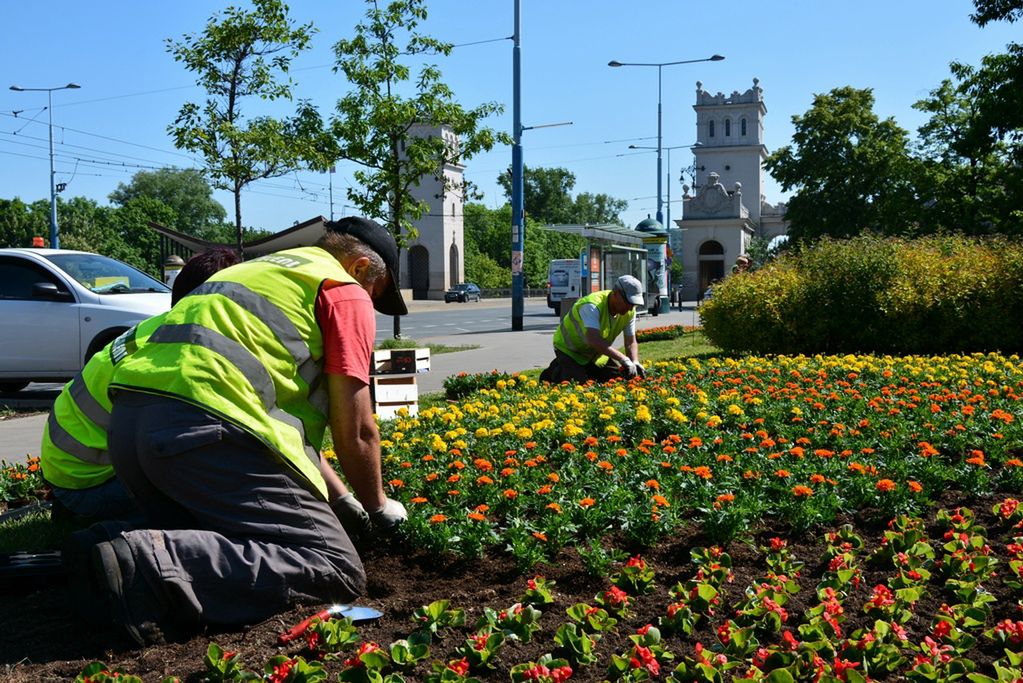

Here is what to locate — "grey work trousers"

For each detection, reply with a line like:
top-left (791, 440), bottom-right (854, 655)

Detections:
top-left (107, 390), bottom-right (365, 628)
top-left (539, 350), bottom-right (624, 384)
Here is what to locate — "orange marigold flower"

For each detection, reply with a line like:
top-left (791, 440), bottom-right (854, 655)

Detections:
top-left (524, 441), bottom-right (537, 449)
top-left (918, 442), bottom-right (940, 458)
top-left (500, 467), bottom-right (516, 477)
top-left (743, 469), bottom-right (760, 479)
top-left (607, 435), bottom-right (622, 443)
top-left (716, 493), bottom-right (735, 504)
top-left (616, 448), bottom-right (629, 457)
top-left (426, 472), bottom-right (439, 482)
top-left (583, 436), bottom-right (599, 446)
top-left (474, 504), bottom-right (490, 512)
top-left (809, 474), bottom-right (826, 484)
top-left (585, 450), bottom-right (598, 461)
top-left (449, 460), bottom-right (465, 470)
top-left (422, 454), bottom-right (435, 462)
top-left (547, 472), bottom-right (560, 483)
top-left (693, 466), bottom-right (713, 480)
top-left (389, 479), bottom-right (404, 487)
top-left (537, 485), bottom-right (553, 495)
top-left (966, 450), bottom-right (986, 466)
top-left (652, 494), bottom-right (670, 507)
top-left (774, 469), bottom-right (791, 478)
top-left (400, 461), bottom-right (412, 469)
top-left (477, 475), bottom-right (494, 485)
top-left (474, 458), bottom-right (494, 471)
top-left (1006, 459), bottom-right (1023, 468)
top-left (503, 489), bottom-right (518, 499)
top-left (717, 454), bottom-right (734, 463)
top-left (907, 480), bottom-right (923, 493)
top-left (449, 448), bottom-right (462, 457)
top-left (525, 459), bottom-right (538, 467)
top-left (597, 460), bottom-right (614, 471)
top-left (546, 502), bottom-right (562, 514)
top-left (561, 443), bottom-right (577, 453)
top-left (533, 532), bottom-right (547, 542)
top-left (467, 512), bottom-right (486, 522)
top-left (447, 489), bottom-right (460, 496)
top-left (410, 497), bottom-right (429, 504)
top-left (792, 485), bottom-right (814, 497)
top-left (789, 446), bottom-right (805, 458)
top-left (876, 479), bottom-right (897, 493)
top-left (447, 474), bottom-right (461, 484)
top-left (579, 497), bottom-right (596, 508)
top-left (645, 479), bottom-right (660, 490)
top-left (689, 437), bottom-right (704, 448)
top-left (429, 514), bottom-right (448, 523)
top-left (848, 462), bottom-right (867, 475)
top-left (814, 449), bottom-right (835, 458)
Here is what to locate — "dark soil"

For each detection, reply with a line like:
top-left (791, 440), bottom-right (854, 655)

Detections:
top-left (2, 491), bottom-right (1021, 682)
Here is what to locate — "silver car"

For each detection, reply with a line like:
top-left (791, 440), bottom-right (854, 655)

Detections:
top-left (0, 248), bottom-right (171, 392)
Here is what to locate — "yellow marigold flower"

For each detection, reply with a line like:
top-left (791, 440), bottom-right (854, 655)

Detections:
top-left (321, 448), bottom-right (336, 460)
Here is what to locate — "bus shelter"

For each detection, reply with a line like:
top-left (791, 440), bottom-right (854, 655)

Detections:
top-left (537, 223), bottom-right (650, 305)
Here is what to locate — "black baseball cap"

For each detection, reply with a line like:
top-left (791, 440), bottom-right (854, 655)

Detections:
top-left (327, 216), bottom-right (408, 316)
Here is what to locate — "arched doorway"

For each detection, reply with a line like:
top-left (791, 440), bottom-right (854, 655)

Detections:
top-left (408, 246), bottom-right (430, 300)
top-left (449, 243), bottom-right (460, 288)
top-left (698, 240), bottom-right (725, 296)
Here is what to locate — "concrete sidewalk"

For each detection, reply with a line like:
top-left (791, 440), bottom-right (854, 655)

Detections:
top-left (0, 300), bottom-right (701, 466)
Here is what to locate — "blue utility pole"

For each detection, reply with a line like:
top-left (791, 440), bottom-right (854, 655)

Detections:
top-left (511, 0), bottom-right (524, 331)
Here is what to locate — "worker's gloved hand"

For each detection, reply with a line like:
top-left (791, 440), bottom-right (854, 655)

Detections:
top-left (331, 493), bottom-right (372, 541)
top-left (368, 497), bottom-right (407, 535)
top-left (635, 362), bottom-right (647, 378)
top-left (621, 359), bottom-right (639, 379)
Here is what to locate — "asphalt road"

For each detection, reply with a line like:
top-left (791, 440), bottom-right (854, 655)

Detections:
top-left (373, 299), bottom-right (557, 342)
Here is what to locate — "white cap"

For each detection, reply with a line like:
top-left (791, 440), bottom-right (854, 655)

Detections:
top-left (615, 275), bottom-right (645, 306)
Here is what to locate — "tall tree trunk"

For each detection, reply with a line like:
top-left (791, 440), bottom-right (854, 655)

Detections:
top-left (392, 242), bottom-right (403, 339)
top-left (234, 187), bottom-right (244, 258)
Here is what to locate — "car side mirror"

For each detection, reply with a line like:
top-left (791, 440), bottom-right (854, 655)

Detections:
top-left (33, 282), bottom-right (74, 302)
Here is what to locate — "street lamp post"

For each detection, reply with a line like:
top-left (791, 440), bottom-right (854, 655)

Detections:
top-left (9, 82), bottom-right (81, 249)
top-left (628, 142), bottom-right (702, 227)
top-left (608, 55), bottom-right (723, 227)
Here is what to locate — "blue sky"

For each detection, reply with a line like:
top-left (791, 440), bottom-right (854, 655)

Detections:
top-left (1, 1), bottom-right (1015, 237)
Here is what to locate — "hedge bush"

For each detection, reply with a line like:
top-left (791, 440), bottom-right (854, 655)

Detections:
top-left (700, 234), bottom-right (1023, 354)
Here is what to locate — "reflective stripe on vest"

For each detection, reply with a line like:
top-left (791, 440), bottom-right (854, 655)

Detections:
top-left (553, 291), bottom-right (635, 365)
top-left (111, 246), bottom-right (357, 499)
top-left (45, 410), bottom-right (106, 465)
top-left (68, 372), bottom-right (110, 430)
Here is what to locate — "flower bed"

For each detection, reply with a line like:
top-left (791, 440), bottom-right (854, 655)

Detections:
top-left (635, 325), bottom-right (694, 343)
top-left (379, 354), bottom-right (1023, 562)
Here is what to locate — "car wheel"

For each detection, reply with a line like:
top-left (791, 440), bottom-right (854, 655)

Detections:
top-left (85, 328), bottom-right (127, 364)
top-left (0, 381), bottom-right (29, 394)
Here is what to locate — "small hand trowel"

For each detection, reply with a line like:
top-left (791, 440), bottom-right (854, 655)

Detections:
top-left (278, 604), bottom-right (383, 644)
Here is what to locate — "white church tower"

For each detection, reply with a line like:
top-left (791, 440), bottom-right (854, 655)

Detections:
top-left (401, 124), bottom-right (465, 300)
top-left (676, 78), bottom-right (787, 300)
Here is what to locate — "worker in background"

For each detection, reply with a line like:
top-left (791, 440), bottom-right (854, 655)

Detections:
top-left (539, 274), bottom-right (646, 384)
top-left (66, 217), bottom-right (407, 646)
top-left (43, 247), bottom-right (240, 522)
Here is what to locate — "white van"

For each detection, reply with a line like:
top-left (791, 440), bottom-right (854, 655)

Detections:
top-left (546, 258), bottom-right (581, 312)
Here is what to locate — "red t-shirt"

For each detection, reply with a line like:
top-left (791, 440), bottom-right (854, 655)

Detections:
top-left (315, 282), bottom-right (376, 384)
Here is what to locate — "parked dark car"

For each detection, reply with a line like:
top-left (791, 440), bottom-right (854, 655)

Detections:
top-left (444, 282), bottom-right (481, 303)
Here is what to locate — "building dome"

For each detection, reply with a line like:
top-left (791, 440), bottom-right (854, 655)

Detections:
top-left (634, 216), bottom-right (665, 235)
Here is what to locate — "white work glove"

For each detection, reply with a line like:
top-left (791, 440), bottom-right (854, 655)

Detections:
top-left (621, 359), bottom-right (639, 379)
top-left (635, 362), bottom-right (647, 378)
top-left (368, 497), bottom-right (407, 535)
top-left (331, 493), bottom-right (372, 541)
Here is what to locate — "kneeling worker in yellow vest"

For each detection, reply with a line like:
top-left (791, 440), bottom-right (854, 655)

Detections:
top-left (539, 274), bottom-right (647, 384)
top-left (42, 247), bottom-right (240, 521)
top-left (67, 217), bottom-right (407, 646)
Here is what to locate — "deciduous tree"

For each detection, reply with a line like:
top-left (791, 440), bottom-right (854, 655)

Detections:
top-left (331, 0), bottom-right (506, 337)
top-left (765, 87), bottom-right (920, 242)
top-left (109, 168), bottom-right (226, 239)
top-left (167, 0), bottom-right (330, 254)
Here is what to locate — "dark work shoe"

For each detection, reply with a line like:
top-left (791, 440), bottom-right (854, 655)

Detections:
top-left (91, 536), bottom-right (176, 646)
top-left (63, 521), bottom-right (132, 625)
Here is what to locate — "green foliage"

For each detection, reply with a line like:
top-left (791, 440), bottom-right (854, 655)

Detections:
top-left (766, 87), bottom-right (920, 242)
top-left (970, 0), bottom-right (1023, 26)
top-left (167, 0), bottom-right (328, 250)
top-left (331, 0), bottom-right (506, 252)
top-left (443, 370), bottom-right (516, 400)
top-left (701, 234), bottom-right (1023, 354)
top-left (109, 168), bottom-right (227, 238)
top-left (496, 165), bottom-right (628, 226)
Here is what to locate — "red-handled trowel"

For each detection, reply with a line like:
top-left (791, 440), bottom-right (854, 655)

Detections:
top-left (278, 604), bottom-right (383, 644)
